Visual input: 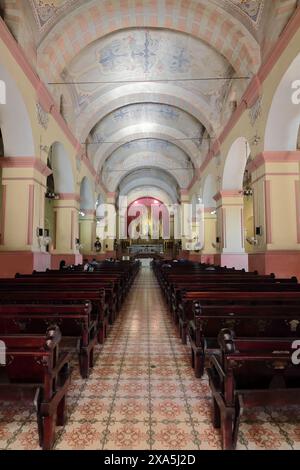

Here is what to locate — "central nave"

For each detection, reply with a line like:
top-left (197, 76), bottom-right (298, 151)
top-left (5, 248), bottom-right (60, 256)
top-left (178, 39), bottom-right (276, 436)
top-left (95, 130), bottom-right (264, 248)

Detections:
top-left (1, 268), bottom-right (300, 451)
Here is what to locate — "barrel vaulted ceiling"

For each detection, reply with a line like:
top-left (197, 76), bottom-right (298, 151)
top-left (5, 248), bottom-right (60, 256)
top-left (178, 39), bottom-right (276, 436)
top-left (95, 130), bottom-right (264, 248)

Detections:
top-left (2, 0), bottom-right (298, 201)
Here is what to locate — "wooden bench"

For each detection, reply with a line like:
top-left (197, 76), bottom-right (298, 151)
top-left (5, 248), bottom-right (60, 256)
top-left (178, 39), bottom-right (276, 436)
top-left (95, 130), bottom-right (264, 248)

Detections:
top-left (0, 289), bottom-right (109, 344)
top-left (0, 325), bottom-right (71, 450)
top-left (207, 330), bottom-right (300, 450)
top-left (168, 277), bottom-right (297, 318)
top-left (0, 302), bottom-right (95, 378)
top-left (12, 277), bottom-right (120, 320)
top-left (177, 290), bottom-right (300, 345)
top-left (188, 302), bottom-right (300, 377)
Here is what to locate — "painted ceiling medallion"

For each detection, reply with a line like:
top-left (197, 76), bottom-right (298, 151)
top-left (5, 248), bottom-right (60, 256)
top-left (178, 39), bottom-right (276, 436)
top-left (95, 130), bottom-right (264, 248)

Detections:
top-left (229, 0), bottom-right (264, 24)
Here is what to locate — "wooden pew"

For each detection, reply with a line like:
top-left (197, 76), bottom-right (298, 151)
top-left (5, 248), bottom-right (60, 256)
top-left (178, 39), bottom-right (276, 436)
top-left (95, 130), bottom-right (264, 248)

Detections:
top-left (188, 302), bottom-right (300, 377)
top-left (168, 277), bottom-right (297, 317)
top-left (0, 289), bottom-right (109, 344)
top-left (177, 290), bottom-right (300, 345)
top-left (0, 302), bottom-right (95, 378)
top-left (0, 325), bottom-right (71, 450)
top-left (1, 279), bottom-right (118, 323)
top-left (207, 329), bottom-right (300, 450)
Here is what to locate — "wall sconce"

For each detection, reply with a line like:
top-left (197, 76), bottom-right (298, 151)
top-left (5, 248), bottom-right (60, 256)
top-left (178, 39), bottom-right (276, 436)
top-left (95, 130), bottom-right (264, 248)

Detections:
top-left (40, 145), bottom-right (49, 154)
top-left (246, 237), bottom-right (258, 246)
top-left (243, 188), bottom-right (253, 197)
top-left (45, 191), bottom-right (59, 200)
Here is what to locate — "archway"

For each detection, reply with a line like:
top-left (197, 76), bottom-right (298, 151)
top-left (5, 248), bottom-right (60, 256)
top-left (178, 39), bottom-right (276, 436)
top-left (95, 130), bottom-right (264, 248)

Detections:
top-left (265, 52), bottom-right (300, 151)
top-left (44, 142), bottom-right (75, 254)
top-left (79, 177), bottom-right (96, 256)
top-left (0, 64), bottom-right (35, 157)
top-left (217, 137), bottom-right (252, 270)
top-left (222, 137), bottom-right (250, 192)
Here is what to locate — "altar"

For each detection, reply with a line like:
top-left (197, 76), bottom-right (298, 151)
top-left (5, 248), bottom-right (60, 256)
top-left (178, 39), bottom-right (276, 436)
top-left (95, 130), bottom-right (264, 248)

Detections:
top-left (129, 244), bottom-right (164, 255)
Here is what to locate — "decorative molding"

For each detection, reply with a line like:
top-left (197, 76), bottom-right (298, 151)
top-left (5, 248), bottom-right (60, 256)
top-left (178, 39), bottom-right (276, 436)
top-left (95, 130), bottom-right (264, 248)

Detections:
top-left (30, 0), bottom-right (79, 33)
top-left (0, 157), bottom-right (52, 177)
top-left (214, 190), bottom-right (243, 202)
top-left (228, 0), bottom-right (265, 27)
top-left (36, 102), bottom-right (49, 129)
top-left (57, 193), bottom-right (81, 202)
top-left (247, 151), bottom-right (300, 173)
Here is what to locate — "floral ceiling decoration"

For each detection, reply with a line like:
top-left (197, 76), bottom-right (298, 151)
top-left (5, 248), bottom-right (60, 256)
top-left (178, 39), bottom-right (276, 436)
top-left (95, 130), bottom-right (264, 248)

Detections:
top-left (30, 0), bottom-right (78, 31)
top-left (229, 0), bottom-right (264, 25)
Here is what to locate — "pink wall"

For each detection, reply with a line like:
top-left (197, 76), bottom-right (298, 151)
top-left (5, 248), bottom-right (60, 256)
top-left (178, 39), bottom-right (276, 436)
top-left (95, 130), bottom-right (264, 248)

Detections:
top-left (249, 252), bottom-right (300, 280)
top-left (0, 252), bottom-right (51, 278)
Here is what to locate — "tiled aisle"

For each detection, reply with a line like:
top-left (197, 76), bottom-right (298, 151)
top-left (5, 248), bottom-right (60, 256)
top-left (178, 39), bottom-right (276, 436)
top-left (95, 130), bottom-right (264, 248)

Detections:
top-left (1, 267), bottom-right (300, 450)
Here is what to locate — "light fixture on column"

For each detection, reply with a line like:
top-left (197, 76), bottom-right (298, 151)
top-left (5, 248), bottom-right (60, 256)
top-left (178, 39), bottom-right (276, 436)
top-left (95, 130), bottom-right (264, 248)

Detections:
top-left (45, 191), bottom-right (59, 200)
top-left (246, 236), bottom-right (258, 246)
top-left (40, 145), bottom-right (49, 154)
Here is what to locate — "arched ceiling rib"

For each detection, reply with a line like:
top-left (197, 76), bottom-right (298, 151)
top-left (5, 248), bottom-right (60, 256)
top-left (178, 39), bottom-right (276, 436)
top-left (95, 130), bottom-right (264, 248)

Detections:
top-left (6, 0), bottom-right (274, 200)
top-left (37, 1), bottom-right (261, 81)
top-left (118, 168), bottom-right (180, 203)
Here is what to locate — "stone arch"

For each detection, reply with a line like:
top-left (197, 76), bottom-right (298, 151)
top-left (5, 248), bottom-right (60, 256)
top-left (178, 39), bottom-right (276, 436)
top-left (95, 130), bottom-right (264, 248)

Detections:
top-left (222, 137), bottom-right (251, 191)
top-left (265, 52), bottom-right (300, 151)
top-left (38, 1), bottom-right (260, 81)
top-left (80, 84), bottom-right (216, 143)
top-left (102, 151), bottom-right (193, 191)
top-left (80, 177), bottom-right (95, 211)
top-left (94, 124), bottom-right (199, 170)
top-left (96, 193), bottom-right (105, 219)
top-left (0, 64), bottom-right (35, 157)
top-left (48, 142), bottom-right (75, 193)
top-left (202, 174), bottom-right (217, 209)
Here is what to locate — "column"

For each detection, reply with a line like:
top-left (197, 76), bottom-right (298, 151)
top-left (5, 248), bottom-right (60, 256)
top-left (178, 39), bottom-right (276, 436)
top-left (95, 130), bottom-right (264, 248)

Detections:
top-left (79, 210), bottom-right (97, 256)
top-left (248, 151), bottom-right (300, 278)
top-left (51, 194), bottom-right (82, 269)
top-left (214, 191), bottom-right (248, 270)
top-left (179, 190), bottom-right (191, 258)
top-left (0, 157), bottom-right (51, 277)
top-left (200, 208), bottom-right (217, 264)
top-left (103, 192), bottom-right (117, 256)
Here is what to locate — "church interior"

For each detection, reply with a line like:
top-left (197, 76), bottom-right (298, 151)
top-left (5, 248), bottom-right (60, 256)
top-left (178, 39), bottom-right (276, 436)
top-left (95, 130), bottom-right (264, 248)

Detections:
top-left (1, 0), bottom-right (300, 451)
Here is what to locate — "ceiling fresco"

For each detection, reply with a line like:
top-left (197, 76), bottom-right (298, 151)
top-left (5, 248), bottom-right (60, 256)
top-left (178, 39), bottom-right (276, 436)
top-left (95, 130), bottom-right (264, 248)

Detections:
top-left (5, 0), bottom-right (291, 202)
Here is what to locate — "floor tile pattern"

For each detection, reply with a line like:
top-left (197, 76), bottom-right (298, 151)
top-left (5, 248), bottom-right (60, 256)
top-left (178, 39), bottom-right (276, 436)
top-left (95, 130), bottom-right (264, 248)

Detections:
top-left (1, 267), bottom-right (300, 450)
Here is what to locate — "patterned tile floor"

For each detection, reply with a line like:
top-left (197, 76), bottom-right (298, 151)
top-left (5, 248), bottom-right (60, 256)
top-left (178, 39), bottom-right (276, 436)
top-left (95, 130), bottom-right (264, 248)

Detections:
top-left (1, 267), bottom-right (300, 450)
